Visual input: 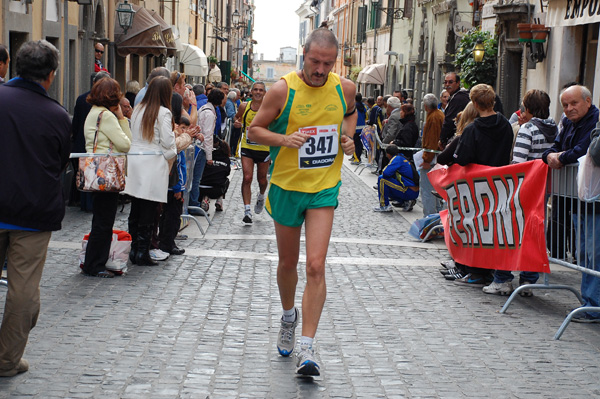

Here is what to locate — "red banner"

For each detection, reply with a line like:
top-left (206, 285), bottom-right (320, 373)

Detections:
top-left (428, 160), bottom-right (550, 273)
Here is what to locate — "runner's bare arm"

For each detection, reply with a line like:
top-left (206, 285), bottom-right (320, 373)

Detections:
top-left (340, 77), bottom-right (357, 155)
top-left (233, 102), bottom-right (246, 129)
top-left (248, 79), bottom-right (309, 149)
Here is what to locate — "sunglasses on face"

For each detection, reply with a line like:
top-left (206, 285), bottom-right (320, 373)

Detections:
top-left (95, 49), bottom-right (104, 54)
top-left (444, 80), bottom-right (455, 84)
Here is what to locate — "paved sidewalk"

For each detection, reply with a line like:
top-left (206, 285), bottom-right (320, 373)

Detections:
top-left (1, 158), bottom-right (600, 398)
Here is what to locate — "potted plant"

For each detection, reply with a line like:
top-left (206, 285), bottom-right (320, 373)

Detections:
top-left (208, 55), bottom-right (219, 65)
top-left (344, 56), bottom-right (352, 67)
top-left (517, 23), bottom-right (532, 42)
top-left (531, 24), bottom-right (550, 42)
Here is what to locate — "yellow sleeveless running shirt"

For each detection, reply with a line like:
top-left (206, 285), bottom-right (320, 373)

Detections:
top-left (240, 100), bottom-right (270, 152)
top-left (268, 71), bottom-right (347, 193)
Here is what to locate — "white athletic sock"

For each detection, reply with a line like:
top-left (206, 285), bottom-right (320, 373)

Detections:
top-left (300, 336), bottom-right (314, 348)
top-left (244, 204), bottom-right (251, 212)
top-left (282, 307), bottom-right (296, 322)
top-left (257, 193), bottom-right (266, 200)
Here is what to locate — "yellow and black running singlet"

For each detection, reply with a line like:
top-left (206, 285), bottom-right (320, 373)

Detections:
top-left (240, 100), bottom-right (269, 152)
top-left (268, 71), bottom-right (347, 193)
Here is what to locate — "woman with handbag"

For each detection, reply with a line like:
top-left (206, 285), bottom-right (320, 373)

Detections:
top-left (124, 76), bottom-right (177, 266)
top-left (81, 77), bottom-right (132, 278)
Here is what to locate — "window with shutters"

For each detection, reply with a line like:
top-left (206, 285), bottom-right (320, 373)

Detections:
top-left (369, 1), bottom-right (381, 30)
top-left (403, 0), bottom-right (413, 19)
top-left (357, 6), bottom-right (367, 43)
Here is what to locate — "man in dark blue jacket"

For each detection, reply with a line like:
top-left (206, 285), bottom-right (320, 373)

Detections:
top-left (0, 40), bottom-right (71, 377)
top-left (542, 85), bottom-right (599, 168)
top-left (543, 85), bottom-right (600, 323)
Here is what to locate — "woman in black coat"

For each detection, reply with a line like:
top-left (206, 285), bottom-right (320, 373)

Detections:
top-left (393, 103), bottom-right (419, 160)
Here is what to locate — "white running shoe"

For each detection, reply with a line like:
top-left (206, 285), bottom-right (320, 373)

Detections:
top-left (295, 344), bottom-right (320, 376)
top-left (277, 308), bottom-right (298, 356)
top-left (482, 281), bottom-right (514, 295)
top-left (242, 210), bottom-right (253, 225)
top-left (255, 196), bottom-right (266, 214)
top-left (149, 249), bottom-right (169, 261)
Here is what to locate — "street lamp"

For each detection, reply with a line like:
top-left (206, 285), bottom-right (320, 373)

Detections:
top-left (232, 9), bottom-right (240, 27)
top-left (473, 39), bottom-right (485, 63)
top-left (116, 0), bottom-right (135, 34)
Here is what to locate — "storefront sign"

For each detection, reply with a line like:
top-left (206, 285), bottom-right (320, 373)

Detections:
top-left (547, 0), bottom-right (600, 27)
top-left (454, 20), bottom-right (473, 37)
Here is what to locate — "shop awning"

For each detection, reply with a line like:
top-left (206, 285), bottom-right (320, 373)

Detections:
top-left (547, 0), bottom-right (600, 27)
top-left (179, 43), bottom-right (208, 77)
top-left (114, 4), bottom-right (167, 57)
top-left (356, 64), bottom-right (386, 85)
top-left (148, 10), bottom-right (178, 57)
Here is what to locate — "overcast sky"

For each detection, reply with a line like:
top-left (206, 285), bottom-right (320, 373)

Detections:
top-left (253, 0), bottom-right (301, 60)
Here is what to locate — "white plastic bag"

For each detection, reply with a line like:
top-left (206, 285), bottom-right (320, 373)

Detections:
top-left (577, 153), bottom-right (600, 202)
top-left (79, 230), bottom-right (131, 274)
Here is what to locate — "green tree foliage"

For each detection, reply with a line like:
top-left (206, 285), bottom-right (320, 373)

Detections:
top-left (454, 29), bottom-right (498, 89)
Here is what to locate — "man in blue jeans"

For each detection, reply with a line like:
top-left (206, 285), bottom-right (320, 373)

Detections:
top-left (542, 85), bottom-right (600, 322)
top-left (189, 138), bottom-right (208, 212)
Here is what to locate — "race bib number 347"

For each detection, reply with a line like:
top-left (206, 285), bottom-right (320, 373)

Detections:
top-left (298, 125), bottom-right (338, 169)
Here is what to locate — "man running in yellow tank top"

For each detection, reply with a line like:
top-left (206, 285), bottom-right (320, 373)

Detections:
top-left (248, 28), bottom-right (357, 377)
top-left (233, 81), bottom-right (269, 224)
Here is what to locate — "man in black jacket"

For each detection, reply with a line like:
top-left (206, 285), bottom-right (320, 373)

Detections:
top-left (439, 72), bottom-right (470, 148)
top-left (0, 40), bottom-right (71, 377)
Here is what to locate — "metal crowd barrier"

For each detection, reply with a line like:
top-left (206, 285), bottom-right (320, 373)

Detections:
top-left (499, 163), bottom-right (600, 339)
top-left (354, 124), bottom-right (440, 175)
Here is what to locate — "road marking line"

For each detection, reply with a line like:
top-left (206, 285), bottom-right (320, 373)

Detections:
top-left (194, 234), bottom-right (447, 250)
top-left (47, 241), bottom-right (440, 266)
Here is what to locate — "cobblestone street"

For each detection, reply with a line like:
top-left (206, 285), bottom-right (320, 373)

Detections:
top-left (1, 160), bottom-right (600, 398)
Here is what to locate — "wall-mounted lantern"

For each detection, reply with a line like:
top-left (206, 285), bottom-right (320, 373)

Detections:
top-left (116, 0), bottom-right (135, 34)
top-left (473, 39), bottom-right (485, 63)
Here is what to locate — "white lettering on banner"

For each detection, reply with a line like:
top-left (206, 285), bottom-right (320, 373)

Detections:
top-left (443, 174), bottom-right (525, 249)
top-left (547, 0), bottom-right (600, 26)
top-left (298, 125), bottom-right (339, 169)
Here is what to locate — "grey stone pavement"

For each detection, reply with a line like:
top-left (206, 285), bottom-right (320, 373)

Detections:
top-left (1, 158), bottom-right (600, 398)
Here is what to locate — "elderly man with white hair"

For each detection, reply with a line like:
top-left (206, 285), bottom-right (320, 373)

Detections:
top-left (420, 93), bottom-right (445, 215)
top-left (381, 96), bottom-right (403, 144)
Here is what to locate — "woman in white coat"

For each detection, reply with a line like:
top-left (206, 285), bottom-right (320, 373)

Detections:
top-left (125, 76), bottom-right (177, 266)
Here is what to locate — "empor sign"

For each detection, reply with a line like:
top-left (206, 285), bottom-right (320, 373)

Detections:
top-left (454, 21), bottom-right (473, 37)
